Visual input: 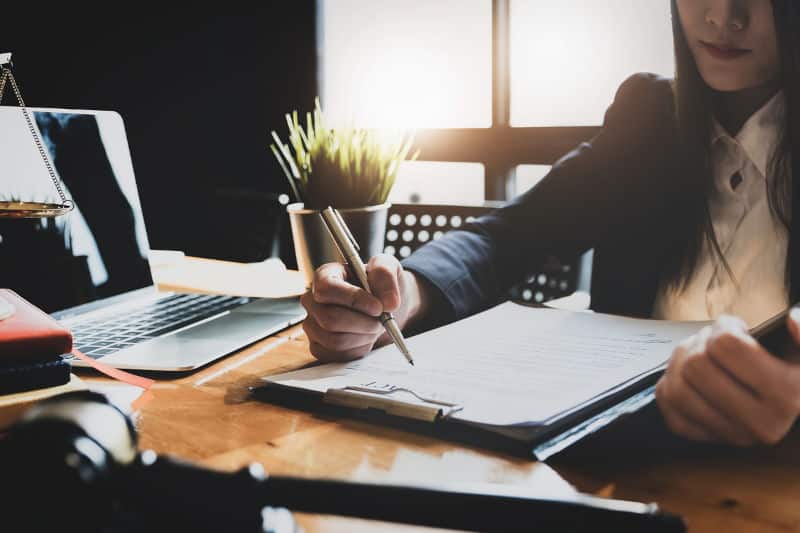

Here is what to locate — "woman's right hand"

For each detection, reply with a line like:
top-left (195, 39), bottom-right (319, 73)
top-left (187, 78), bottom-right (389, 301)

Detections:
top-left (300, 254), bottom-right (428, 362)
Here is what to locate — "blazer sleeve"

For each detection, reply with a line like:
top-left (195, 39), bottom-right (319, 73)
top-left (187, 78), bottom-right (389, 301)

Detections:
top-left (401, 73), bottom-right (679, 323)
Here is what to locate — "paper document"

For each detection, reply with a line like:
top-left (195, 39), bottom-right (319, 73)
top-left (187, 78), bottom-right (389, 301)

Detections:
top-left (265, 302), bottom-right (708, 426)
top-left (152, 255), bottom-right (306, 298)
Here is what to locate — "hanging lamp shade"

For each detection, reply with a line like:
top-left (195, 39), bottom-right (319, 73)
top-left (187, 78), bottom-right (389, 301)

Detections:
top-left (0, 52), bottom-right (73, 219)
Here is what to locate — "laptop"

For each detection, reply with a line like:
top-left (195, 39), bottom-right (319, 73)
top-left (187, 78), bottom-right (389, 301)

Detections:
top-left (0, 106), bottom-right (306, 371)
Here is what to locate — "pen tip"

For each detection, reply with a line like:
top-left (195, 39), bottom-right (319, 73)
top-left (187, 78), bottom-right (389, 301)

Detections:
top-left (409, 360), bottom-right (415, 366)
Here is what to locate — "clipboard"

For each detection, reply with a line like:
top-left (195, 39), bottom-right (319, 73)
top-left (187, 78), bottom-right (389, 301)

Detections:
top-left (324, 381), bottom-right (463, 422)
top-left (254, 302), bottom-right (798, 460)
top-left (254, 304), bottom-right (706, 458)
top-left (253, 367), bottom-right (665, 460)
top-left (251, 310), bottom-right (684, 461)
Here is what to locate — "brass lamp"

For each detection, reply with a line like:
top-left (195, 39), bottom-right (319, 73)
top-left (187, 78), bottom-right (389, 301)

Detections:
top-left (0, 52), bottom-right (74, 219)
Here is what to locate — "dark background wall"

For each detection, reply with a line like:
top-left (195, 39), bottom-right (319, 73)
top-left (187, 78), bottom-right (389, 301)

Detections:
top-left (1, 5), bottom-right (318, 266)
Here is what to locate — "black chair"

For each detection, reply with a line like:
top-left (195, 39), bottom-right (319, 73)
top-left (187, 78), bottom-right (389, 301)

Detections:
top-left (384, 203), bottom-right (592, 306)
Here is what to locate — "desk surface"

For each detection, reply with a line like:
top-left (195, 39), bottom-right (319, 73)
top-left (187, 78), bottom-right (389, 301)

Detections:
top-left (75, 258), bottom-right (800, 533)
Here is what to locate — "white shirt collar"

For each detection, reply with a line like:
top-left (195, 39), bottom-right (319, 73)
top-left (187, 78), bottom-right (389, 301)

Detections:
top-left (711, 91), bottom-right (785, 179)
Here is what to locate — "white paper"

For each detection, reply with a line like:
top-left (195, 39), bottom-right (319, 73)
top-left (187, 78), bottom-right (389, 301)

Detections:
top-left (265, 302), bottom-right (708, 426)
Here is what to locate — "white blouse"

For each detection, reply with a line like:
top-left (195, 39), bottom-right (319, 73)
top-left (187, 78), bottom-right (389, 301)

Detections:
top-left (652, 91), bottom-right (789, 328)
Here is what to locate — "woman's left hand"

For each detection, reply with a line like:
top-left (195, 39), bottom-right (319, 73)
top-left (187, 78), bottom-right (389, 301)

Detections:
top-left (655, 313), bottom-right (800, 446)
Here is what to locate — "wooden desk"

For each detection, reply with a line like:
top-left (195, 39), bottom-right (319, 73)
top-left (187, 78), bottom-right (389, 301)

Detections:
top-left (73, 259), bottom-right (800, 533)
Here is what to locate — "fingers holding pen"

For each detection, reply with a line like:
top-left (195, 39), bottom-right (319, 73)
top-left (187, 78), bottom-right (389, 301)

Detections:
top-left (367, 254), bottom-right (403, 312)
top-left (312, 263), bottom-right (383, 316)
top-left (302, 252), bottom-right (418, 362)
top-left (301, 292), bottom-right (383, 336)
top-left (303, 314), bottom-right (380, 360)
top-left (301, 264), bottom-right (386, 361)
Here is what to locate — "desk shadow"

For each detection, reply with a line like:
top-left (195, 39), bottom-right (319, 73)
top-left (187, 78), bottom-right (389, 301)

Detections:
top-left (73, 366), bottom-right (198, 382)
top-left (223, 377), bottom-right (272, 405)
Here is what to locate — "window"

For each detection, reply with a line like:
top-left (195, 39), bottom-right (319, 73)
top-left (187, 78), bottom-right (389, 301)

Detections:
top-left (389, 162), bottom-right (485, 204)
top-left (510, 0), bottom-right (674, 126)
top-left (320, 0), bottom-right (675, 202)
top-left (515, 164), bottom-right (551, 195)
top-left (320, 0), bottom-right (492, 129)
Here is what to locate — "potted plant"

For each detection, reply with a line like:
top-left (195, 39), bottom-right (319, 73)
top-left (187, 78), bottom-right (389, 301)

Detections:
top-left (270, 98), bottom-right (418, 286)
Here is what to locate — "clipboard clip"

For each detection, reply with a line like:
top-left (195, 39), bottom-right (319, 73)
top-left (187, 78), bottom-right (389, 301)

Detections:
top-left (324, 381), bottom-right (463, 422)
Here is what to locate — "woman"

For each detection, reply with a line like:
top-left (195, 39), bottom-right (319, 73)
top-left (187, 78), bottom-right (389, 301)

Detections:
top-left (301, 0), bottom-right (800, 447)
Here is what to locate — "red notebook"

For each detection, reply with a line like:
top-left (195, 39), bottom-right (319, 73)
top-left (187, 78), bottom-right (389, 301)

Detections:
top-left (0, 289), bottom-right (73, 360)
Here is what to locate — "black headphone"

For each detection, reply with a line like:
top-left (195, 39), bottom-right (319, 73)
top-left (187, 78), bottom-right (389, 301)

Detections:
top-left (2, 390), bottom-right (686, 533)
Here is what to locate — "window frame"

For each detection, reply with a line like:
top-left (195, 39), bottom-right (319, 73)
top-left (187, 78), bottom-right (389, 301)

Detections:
top-left (319, 0), bottom-right (602, 201)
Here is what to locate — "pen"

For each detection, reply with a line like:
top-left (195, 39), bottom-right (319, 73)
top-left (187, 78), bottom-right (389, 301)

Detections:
top-left (319, 206), bottom-right (415, 366)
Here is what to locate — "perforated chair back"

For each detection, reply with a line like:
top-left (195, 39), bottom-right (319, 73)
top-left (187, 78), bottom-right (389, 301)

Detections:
top-left (383, 203), bottom-right (590, 305)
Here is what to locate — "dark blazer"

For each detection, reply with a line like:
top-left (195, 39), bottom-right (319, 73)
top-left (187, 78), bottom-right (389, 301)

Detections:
top-left (402, 73), bottom-right (720, 323)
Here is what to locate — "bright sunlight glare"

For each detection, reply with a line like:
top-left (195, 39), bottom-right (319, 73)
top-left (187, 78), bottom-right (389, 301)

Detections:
top-left (321, 0), bottom-right (492, 129)
top-left (510, 0), bottom-right (674, 126)
top-left (323, 0), bottom-right (674, 129)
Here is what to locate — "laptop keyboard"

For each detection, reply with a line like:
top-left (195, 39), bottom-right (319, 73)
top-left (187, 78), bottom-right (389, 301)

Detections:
top-left (68, 293), bottom-right (247, 359)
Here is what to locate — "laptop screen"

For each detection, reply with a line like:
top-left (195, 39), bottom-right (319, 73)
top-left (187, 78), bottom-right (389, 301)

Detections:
top-left (0, 107), bottom-right (154, 313)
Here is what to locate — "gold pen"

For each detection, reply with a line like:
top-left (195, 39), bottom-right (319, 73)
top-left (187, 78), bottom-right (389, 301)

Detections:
top-left (319, 206), bottom-right (415, 366)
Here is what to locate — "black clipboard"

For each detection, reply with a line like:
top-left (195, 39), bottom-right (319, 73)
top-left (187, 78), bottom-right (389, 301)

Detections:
top-left (253, 305), bottom-right (799, 461)
top-left (251, 364), bottom-right (667, 460)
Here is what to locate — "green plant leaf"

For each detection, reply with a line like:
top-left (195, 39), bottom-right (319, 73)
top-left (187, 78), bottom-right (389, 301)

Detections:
top-left (270, 143), bottom-right (303, 203)
top-left (267, 98), bottom-right (419, 209)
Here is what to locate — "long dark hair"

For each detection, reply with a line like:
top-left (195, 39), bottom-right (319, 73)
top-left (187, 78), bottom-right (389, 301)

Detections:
top-left (665, 0), bottom-right (800, 299)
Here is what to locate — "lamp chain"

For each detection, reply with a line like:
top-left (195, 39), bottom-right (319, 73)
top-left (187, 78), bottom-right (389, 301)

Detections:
top-left (0, 66), bottom-right (71, 208)
top-left (0, 69), bottom-right (7, 101)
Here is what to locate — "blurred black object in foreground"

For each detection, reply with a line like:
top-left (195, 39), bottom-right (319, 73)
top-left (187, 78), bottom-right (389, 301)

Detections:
top-left (1, 391), bottom-right (686, 533)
